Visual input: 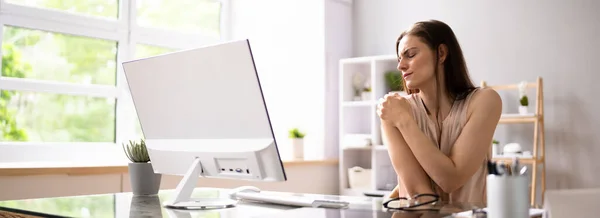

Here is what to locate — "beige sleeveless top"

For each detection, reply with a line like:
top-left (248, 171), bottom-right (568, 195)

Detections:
top-left (405, 88), bottom-right (487, 204)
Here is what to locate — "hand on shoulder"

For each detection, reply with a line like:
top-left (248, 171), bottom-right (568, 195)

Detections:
top-left (377, 92), bottom-right (413, 126)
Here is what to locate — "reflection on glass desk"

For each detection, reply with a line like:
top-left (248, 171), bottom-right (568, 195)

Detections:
top-left (0, 188), bottom-right (483, 218)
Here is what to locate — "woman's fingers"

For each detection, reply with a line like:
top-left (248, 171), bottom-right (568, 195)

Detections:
top-left (388, 184), bottom-right (400, 199)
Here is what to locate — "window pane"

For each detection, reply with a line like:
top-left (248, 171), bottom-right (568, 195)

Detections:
top-left (2, 26), bottom-right (118, 85)
top-left (136, 0), bottom-right (221, 37)
top-left (6, 0), bottom-right (119, 19)
top-left (135, 44), bottom-right (176, 59)
top-left (0, 90), bottom-right (116, 142)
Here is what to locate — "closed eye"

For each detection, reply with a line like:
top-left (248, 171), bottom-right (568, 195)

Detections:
top-left (399, 47), bottom-right (417, 60)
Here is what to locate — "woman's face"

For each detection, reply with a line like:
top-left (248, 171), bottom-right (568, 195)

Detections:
top-left (397, 35), bottom-right (437, 90)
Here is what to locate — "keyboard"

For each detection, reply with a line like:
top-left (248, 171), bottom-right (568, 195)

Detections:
top-left (233, 191), bottom-right (350, 208)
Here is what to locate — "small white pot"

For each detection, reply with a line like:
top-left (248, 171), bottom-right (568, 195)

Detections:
top-left (291, 138), bottom-right (304, 159)
top-left (361, 92), bottom-right (371, 101)
top-left (518, 106), bottom-right (528, 115)
top-left (492, 144), bottom-right (500, 156)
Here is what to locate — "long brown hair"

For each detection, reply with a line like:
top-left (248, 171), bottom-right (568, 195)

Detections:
top-left (395, 20), bottom-right (476, 103)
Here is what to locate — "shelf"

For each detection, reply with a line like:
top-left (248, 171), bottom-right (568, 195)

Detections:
top-left (481, 77), bottom-right (546, 206)
top-left (491, 157), bottom-right (543, 165)
top-left (342, 101), bottom-right (374, 107)
top-left (499, 113), bottom-right (539, 124)
top-left (339, 55), bottom-right (396, 64)
top-left (342, 145), bottom-right (387, 151)
top-left (343, 146), bottom-right (372, 151)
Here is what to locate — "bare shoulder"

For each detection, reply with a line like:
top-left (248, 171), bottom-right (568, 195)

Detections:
top-left (468, 88), bottom-right (502, 117)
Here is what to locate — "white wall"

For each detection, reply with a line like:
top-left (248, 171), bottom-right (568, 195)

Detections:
top-left (353, 0), bottom-right (600, 203)
top-left (324, 0), bottom-right (354, 158)
top-left (229, 0), bottom-right (353, 159)
top-left (229, 0), bottom-right (326, 159)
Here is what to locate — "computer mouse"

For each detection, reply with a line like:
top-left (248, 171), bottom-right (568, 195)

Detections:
top-left (228, 186), bottom-right (261, 199)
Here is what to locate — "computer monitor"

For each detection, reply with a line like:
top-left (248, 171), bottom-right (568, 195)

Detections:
top-left (121, 39), bottom-right (287, 209)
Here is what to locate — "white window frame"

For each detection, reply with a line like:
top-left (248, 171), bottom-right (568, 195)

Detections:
top-left (0, 0), bottom-right (232, 163)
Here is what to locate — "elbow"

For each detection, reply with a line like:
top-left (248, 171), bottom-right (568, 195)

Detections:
top-left (437, 172), bottom-right (466, 193)
top-left (438, 180), bottom-right (462, 194)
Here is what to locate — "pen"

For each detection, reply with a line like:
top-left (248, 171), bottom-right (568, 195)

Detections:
top-left (519, 166), bottom-right (528, 176)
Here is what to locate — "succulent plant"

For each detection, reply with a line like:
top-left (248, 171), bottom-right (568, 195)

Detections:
top-left (122, 139), bottom-right (150, 163)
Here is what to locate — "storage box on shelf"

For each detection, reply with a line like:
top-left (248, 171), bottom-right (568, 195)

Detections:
top-left (481, 77), bottom-right (545, 206)
top-left (338, 55), bottom-right (402, 197)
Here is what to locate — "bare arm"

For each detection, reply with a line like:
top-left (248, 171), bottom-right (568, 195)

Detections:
top-left (381, 120), bottom-right (433, 197)
top-left (396, 89), bottom-right (502, 193)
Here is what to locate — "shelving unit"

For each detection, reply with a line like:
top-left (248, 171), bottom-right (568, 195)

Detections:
top-left (338, 55), bottom-right (401, 197)
top-left (481, 77), bottom-right (546, 206)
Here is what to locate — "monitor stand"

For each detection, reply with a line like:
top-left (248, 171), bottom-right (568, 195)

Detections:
top-left (163, 157), bottom-right (238, 210)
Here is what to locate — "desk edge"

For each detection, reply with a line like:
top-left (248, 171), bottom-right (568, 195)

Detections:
top-left (0, 159), bottom-right (339, 176)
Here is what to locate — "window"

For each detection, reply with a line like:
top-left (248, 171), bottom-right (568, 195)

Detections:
top-left (0, 0), bottom-right (228, 160)
top-left (6, 0), bottom-right (120, 19)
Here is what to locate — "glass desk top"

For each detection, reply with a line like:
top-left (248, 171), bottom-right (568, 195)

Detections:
top-left (0, 188), bottom-right (482, 218)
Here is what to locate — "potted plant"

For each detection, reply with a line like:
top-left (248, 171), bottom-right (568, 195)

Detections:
top-left (518, 81), bottom-right (529, 115)
top-left (289, 128), bottom-right (306, 159)
top-left (123, 139), bottom-right (162, 196)
top-left (352, 73), bottom-right (364, 101)
top-left (361, 85), bottom-right (372, 101)
top-left (385, 70), bottom-right (404, 94)
top-left (519, 95), bottom-right (529, 115)
top-left (492, 139), bottom-right (500, 156)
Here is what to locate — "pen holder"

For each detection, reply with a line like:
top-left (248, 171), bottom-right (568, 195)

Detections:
top-left (486, 174), bottom-right (529, 218)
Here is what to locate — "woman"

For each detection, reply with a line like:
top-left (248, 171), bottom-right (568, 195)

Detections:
top-left (377, 20), bottom-right (502, 204)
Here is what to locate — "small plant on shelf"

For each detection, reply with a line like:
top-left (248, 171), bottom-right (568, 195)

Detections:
top-left (289, 128), bottom-right (305, 139)
top-left (385, 70), bottom-right (404, 93)
top-left (289, 128), bottom-right (305, 159)
top-left (520, 95), bottom-right (529, 107)
top-left (352, 73), bottom-right (364, 101)
top-left (492, 139), bottom-right (500, 156)
top-left (518, 81), bottom-right (529, 115)
top-left (361, 82), bottom-right (372, 101)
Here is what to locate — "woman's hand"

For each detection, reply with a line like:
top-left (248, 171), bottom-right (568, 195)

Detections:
top-left (377, 93), bottom-right (412, 127)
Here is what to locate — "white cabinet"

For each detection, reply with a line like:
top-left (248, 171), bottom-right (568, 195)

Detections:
top-left (337, 55), bottom-right (404, 196)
